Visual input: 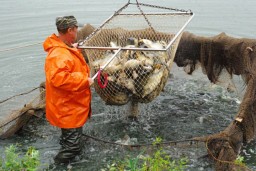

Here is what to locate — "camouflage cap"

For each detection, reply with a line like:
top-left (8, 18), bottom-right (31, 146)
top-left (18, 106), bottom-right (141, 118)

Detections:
top-left (56, 15), bottom-right (78, 30)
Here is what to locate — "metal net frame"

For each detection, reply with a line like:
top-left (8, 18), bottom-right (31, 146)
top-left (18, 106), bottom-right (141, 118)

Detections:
top-left (79, 1), bottom-right (194, 105)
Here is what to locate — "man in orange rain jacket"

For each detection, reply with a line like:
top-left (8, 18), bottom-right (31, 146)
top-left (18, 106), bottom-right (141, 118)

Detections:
top-left (43, 15), bottom-right (93, 164)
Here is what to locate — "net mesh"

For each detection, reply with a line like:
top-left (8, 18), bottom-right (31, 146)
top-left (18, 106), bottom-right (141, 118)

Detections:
top-left (82, 2), bottom-right (193, 105)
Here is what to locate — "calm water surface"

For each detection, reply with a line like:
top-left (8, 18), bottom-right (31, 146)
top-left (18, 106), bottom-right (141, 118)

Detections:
top-left (0, 0), bottom-right (255, 170)
top-left (0, 0), bottom-right (255, 100)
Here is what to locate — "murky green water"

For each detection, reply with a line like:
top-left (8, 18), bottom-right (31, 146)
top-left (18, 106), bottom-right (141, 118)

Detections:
top-left (1, 66), bottom-right (255, 170)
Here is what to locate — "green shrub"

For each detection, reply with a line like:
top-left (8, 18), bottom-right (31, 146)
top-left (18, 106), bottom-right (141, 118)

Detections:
top-left (101, 137), bottom-right (188, 171)
top-left (234, 155), bottom-right (246, 168)
top-left (0, 144), bottom-right (40, 171)
top-left (141, 137), bottom-right (188, 171)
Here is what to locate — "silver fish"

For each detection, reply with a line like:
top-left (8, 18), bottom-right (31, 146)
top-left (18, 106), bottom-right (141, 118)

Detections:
top-left (142, 67), bottom-right (165, 98)
top-left (134, 51), bottom-right (154, 67)
top-left (104, 64), bottom-right (122, 75)
top-left (124, 59), bottom-right (143, 69)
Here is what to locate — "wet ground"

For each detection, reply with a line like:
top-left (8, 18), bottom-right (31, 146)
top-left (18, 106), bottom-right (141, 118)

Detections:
top-left (0, 65), bottom-right (255, 171)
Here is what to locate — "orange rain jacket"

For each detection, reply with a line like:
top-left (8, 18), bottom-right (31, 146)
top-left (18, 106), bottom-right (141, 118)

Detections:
top-left (43, 34), bottom-right (91, 128)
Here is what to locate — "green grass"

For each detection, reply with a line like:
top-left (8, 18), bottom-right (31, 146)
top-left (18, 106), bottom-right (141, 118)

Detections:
top-left (234, 155), bottom-right (246, 168)
top-left (0, 144), bottom-right (40, 171)
top-left (101, 137), bottom-right (189, 171)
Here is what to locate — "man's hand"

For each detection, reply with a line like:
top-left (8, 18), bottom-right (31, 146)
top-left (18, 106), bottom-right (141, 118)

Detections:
top-left (72, 43), bottom-right (78, 48)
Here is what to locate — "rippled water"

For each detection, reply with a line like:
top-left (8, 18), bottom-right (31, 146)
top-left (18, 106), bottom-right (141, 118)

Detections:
top-left (0, 0), bottom-right (256, 170)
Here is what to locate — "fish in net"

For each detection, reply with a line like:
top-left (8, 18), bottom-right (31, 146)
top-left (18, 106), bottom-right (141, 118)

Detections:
top-left (78, 1), bottom-right (193, 106)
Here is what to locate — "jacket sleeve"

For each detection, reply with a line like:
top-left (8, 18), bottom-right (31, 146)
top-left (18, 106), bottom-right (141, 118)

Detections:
top-left (46, 54), bottom-right (90, 92)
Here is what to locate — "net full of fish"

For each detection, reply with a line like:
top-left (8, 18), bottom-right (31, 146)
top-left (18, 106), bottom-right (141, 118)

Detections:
top-left (79, 2), bottom-right (194, 105)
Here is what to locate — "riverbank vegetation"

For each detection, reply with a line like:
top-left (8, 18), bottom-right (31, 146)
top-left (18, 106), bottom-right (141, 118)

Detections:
top-left (0, 144), bottom-right (40, 171)
top-left (101, 137), bottom-right (189, 171)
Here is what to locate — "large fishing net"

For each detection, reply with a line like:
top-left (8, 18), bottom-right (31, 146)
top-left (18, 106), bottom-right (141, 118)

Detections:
top-left (175, 31), bottom-right (256, 171)
top-left (79, 1), bottom-right (193, 105)
top-left (0, 82), bottom-right (45, 139)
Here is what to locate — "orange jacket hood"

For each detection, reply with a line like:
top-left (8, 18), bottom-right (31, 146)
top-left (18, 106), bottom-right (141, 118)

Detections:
top-left (43, 34), bottom-right (81, 57)
top-left (44, 33), bottom-right (92, 128)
